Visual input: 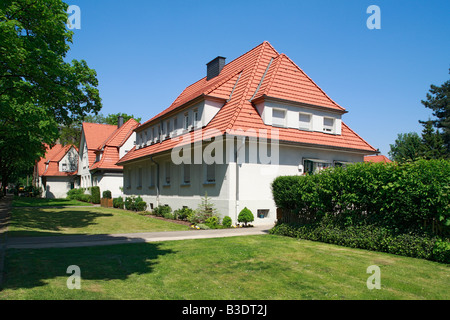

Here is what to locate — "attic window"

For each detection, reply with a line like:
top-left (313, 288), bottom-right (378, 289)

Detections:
top-left (184, 112), bottom-right (189, 130)
top-left (299, 113), bottom-right (311, 130)
top-left (323, 117), bottom-right (334, 133)
top-left (272, 109), bottom-right (286, 127)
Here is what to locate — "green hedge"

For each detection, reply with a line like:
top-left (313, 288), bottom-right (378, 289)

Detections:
top-left (272, 159), bottom-right (450, 235)
top-left (270, 222), bottom-right (449, 263)
top-left (91, 186), bottom-right (100, 204)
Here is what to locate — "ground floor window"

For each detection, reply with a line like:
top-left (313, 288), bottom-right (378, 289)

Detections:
top-left (303, 159), bottom-right (332, 175)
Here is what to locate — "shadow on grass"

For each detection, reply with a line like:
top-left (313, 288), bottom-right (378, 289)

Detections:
top-left (1, 242), bottom-right (175, 292)
top-left (7, 208), bottom-right (113, 237)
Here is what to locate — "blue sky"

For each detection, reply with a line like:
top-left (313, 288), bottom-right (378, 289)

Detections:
top-left (66, 0), bottom-right (450, 156)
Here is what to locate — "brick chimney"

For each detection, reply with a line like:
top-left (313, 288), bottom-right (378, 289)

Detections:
top-left (118, 115), bottom-right (124, 128)
top-left (206, 56), bottom-right (226, 80)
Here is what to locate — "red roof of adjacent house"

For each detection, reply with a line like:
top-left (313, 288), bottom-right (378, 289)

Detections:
top-left (37, 144), bottom-right (78, 177)
top-left (364, 155), bottom-right (392, 163)
top-left (118, 41), bottom-right (376, 165)
top-left (89, 119), bottom-right (140, 171)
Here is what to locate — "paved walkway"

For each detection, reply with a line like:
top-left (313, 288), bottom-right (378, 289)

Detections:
top-left (6, 225), bottom-right (272, 249)
top-left (0, 194), bottom-right (13, 286)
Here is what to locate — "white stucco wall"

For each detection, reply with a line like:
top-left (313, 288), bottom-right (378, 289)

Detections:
top-left (123, 136), bottom-right (366, 227)
top-left (45, 177), bottom-right (76, 199)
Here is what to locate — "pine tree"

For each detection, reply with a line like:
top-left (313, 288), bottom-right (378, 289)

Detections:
top-left (419, 120), bottom-right (447, 159)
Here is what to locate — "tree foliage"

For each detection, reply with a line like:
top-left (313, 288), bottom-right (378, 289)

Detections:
top-left (388, 132), bottom-right (422, 162)
top-left (0, 0), bottom-right (102, 192)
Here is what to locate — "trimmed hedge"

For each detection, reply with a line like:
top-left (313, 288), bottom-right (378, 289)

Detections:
top-left (270, 222), bottom-right (449, 263)
top-left (271, 159), bottom-right (450, 263)
top-left (91, 186), bottom-right (100, 204)
top-left (272, 159), bottom-right (450, 235)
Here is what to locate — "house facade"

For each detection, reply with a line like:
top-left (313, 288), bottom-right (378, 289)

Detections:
top-left (117, 41), bottom-right (377, 225)
top-left (34, 144), bottom-right (79, 198)
top-left (78, 117), bottom-right (139, 198)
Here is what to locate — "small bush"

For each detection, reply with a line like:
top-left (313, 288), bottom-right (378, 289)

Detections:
top-left (153, 205), bottom-right (172, 217)
top-left (91, 186), bottom-right (100, 204)
top-left (135, 201), bottom-right (147, 212)
top-left (205, 216), bottom-right (220, 229)
top-left (124, 196), bottom-right (135, 211)
top-left (79, 194), bottom-right (92, 203)
top-left (102, 190), bottom-right (112, 199)
top-left (238, 207), bottom-right (254, 226)
top-left (174, 207), bottom-right (194, 221)
top-left (67, 188), bottom-right (85, 200)
top-left (113, 197), bottom-right (124, 209)
top-left (222, 216), bottom-right (232, 228)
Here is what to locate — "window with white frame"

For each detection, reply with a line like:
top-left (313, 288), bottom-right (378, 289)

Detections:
top-left (272, 108), bottom-right (286, 127)
top-left (164, 161), bottom-right (171, 185)
top-left (303, 159), bottom-right (332, 175)
top-left (299, 113), bottom-right (311, 130)
top-left (183, 163), bottom-right (191, 184)
top-left (193, 109), bottom-right (199, 127)
top-left (206, 164), bottom-right (215, 183)
top-left (184, 112), bottom-right (189, 130)
top-left (148, 165), bottom-right (155, 187)
top-left (323, 117), bottom-right (334, 133)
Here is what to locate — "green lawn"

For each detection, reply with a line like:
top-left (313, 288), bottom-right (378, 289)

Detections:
top-left (0, 235), bottom-right (448, 300)
top-left (8, 206), bottom-right (188, 237)
top-left (12, 197), bottom-right (92, 207)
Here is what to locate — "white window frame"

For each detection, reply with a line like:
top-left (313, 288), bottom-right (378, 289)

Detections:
top-left (272, 108), bottom-right (286, 127)
top-left (299, 112), bottom-right (312, 131)
top-left (323, 117), bottom-right (335, 133)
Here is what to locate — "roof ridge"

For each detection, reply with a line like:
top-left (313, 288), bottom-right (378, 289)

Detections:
top-left (281, 54), bottom-right (345, 111)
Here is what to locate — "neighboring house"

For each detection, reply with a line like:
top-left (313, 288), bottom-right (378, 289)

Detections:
top-left (34, 144), bottom-right (79, 198)
top-left (364, 155), bottom-right (392, 163)
top-left (78, 117), bottom-right (139, 197)
top-left (117, 41), bottom-right (377, 225)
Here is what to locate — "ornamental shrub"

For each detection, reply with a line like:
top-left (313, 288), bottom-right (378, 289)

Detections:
top-left (174, 207), bottom-right (194, 221)
top-left (222, 216), bottom-right (232, 228)
top-left (91, 186), bottom-right (100, 204)
top-left (67, 188), bottom-right (85, 200)
top-left (238, 207), bottom-right (254, 226)
top-left (153, 205), bottom-right (172, 217)
top-left (113, 197), bottom-right (124, 209)
top-left (102, 190), bottom-right (112, 199)
top-left (135, 201), bottom-right (147, 212)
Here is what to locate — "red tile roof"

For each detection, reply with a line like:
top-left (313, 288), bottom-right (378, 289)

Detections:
top-left (364, 155), bottom-right (392, 163)
top-left (89, 119), bottom-right (140, 171)
top-left (38, 144), bottom-right (78, 177)
top-left (118, 41), bottom-right (376, 165)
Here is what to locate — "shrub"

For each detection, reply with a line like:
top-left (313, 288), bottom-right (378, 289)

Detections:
top-left (67, 188), bottom-right (85, 200)
top-left (91, 186), bottom-right (100, 204)
top-left (102, 190), bottom-right (112, 199)
top-left (205, 216), bottom-right (220, 229)
top-left (238, 207), bottom-right (254, 226)
top-left (153, 205), bottom-right (172, 217)
top-left (191, 193), bottom-right (220, 224)
top-left (124, 196), bottom-right (135, 211)
top-left (272, 159), bottom-right (450, 236)
top-left (222, 216), bottom-right (232, 228)
top-left (79, 194), bottom-right (92, 203)
top-left (113, 197), bottom-right (124, 209)
top-left (174, 207), bottom-right (194, 221)
top-left (270, 222), bottom-right (449, 263)
top-left (135, 201), bottom-right (147, 212)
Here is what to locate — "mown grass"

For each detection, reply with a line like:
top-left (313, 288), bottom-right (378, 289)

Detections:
top-left (1, 235), bottom-right (448, 300)
top-left (8, 206), bottom-right (188, 237)
top-left (12, 197), bottom-right (92, 208)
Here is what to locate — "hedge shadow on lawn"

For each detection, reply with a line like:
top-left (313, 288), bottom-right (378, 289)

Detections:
top-left (2, 242), bottom-right (176, 292)
top-left (7, 208), bottom-right (114, 237)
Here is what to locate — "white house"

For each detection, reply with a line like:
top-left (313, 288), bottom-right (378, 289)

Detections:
top-left (34, 144), bottom-right (79, 198)
top-left (117, 41), bottom-right (377, 225)
top-left (78, 117), bottom-right (139, 197)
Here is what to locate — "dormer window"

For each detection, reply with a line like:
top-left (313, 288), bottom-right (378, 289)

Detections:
top-left (323, 117), bottom-right (334, 133)
top-left (299, 113), bottom-right (311, 131)
top-left (272, 108), bottom-right (286, 127)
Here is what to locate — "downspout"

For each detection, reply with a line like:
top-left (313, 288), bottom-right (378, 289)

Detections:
top-left (235, 136), bottom-right (246, 224)
top-left (150, 156), bottom-right (160, 207)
